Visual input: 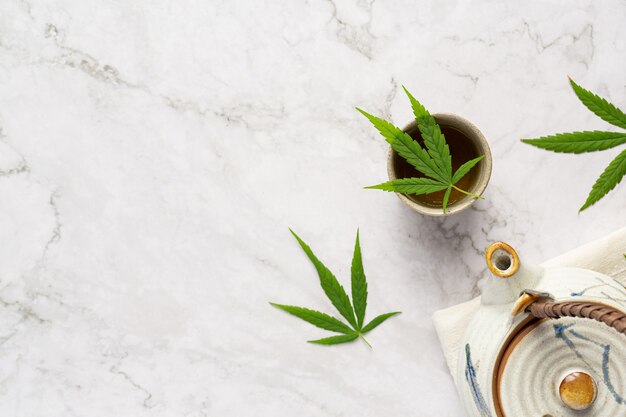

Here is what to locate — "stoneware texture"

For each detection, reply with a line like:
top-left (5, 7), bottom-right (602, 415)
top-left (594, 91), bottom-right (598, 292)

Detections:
top-left (0, 1), bottom-right (625, 416)
top-left (456, 244), bottom-right (626, 417)
top-left (387, 113), bottom-right (492, 216)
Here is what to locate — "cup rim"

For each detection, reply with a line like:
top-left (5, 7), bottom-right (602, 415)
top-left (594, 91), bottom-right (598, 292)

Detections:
top-left (387, 112), bottom-right (492, 216)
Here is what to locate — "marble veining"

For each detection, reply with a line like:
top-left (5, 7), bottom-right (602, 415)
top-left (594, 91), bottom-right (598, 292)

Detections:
top-left (0, 0), bottom-right (625, 416)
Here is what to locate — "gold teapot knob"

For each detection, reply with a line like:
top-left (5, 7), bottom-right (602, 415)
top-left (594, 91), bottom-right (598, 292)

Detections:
top-left (559, 371), bottom-right (596, 410)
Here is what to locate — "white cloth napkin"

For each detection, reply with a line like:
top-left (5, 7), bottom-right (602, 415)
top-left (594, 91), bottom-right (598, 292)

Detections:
top-left (433, 226), bottom-right (626, 385)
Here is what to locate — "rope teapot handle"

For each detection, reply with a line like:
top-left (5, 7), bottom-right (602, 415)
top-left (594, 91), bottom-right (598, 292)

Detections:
top-left (527, 301), bottom-right (626, 335)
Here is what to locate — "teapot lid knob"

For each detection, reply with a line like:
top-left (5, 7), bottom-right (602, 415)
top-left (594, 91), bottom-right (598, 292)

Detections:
top-left (559, 371), bottom-right (597, 410)
top-left (486, 242), bottom-right (520, 278)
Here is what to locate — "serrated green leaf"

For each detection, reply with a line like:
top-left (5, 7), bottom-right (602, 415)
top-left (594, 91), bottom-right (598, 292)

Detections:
top-left (308, 333), bottom-right (359, 345)
top-left (580, 148), bottom-right (626, 211)
top-left (357, 93), bottom-right (481, 214)
top-left (270, 303), bottom-right (354, 334)
top-left (403, 86), bottom-right (452, 180)
top-left (452, 155), bottom-right (485, 184)
top-left (361, 312), bottom-right (401, 334)
top-left (351, 230), bottom-right (367, 329)
top-left (442, 187), bottom-right (452, 214)
top-left (355, 107), bottom-right (402, 143)
top-left (289, 229), bottom-right (357, 328)
top-left (569, 78), bottom-right (626, 130)
top-left (366, 177), bottom-right (449, 195)
top-left (272, 230), bottom-right (401, 348)
top-left (356, 108), bottom-right (444, 181)
top-left (522, 131), bottom-right (626, 154)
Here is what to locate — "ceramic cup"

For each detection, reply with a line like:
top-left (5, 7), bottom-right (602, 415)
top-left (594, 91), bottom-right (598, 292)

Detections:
top-left (387, 113), bottom-right (492, 216)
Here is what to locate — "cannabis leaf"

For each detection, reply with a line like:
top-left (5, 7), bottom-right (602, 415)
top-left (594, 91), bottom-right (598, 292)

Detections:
top-left (357, 86), bottom-right (484, 214)
top-left (580, 148), bottom-right (626, 211)
top-left (270, 229), bottom-right (401, 347)
top-left (569, 77), bottom-right (626, 130)
top-left (351, 230), bottom-right (368, 329)
top-left (522, 77), bottom-right (626, 211)
top-left (521, 131), bottom-right (626, 153)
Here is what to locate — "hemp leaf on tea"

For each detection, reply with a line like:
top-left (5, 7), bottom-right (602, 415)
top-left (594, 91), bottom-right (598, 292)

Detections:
top-left (522, 77), bottom-right (626, 211)
top-left (357, 86), bottom-right (485, 214)
top-left (270, 229), bottom-right (400, 347)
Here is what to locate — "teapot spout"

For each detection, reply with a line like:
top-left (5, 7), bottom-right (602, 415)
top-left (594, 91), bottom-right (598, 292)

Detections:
top-left (481, 242), bottom-right (543, 305)
top-left (486, 242), bottom-right (520, 279)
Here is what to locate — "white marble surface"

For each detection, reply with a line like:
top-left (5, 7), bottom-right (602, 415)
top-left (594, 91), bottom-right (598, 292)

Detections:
top-left (0, 1), bottom-right (624, 416)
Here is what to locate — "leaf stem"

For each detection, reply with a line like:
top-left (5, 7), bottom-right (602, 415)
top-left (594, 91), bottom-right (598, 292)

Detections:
top-left (452, 185), bottom-right (484, 200)
top-left (358, 333), bottom-right (373, 349)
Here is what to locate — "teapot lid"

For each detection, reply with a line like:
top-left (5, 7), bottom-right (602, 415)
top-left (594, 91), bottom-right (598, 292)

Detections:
top-left (492, 300), bottom-right (626, 416)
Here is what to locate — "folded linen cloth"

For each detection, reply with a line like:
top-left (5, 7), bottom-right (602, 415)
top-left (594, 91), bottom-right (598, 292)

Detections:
top-left (433, 226), bottom-right (626, 385)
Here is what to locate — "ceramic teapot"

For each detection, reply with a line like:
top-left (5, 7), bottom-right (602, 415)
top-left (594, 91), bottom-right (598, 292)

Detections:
top-left (458, 242), bottom-right (626, 416)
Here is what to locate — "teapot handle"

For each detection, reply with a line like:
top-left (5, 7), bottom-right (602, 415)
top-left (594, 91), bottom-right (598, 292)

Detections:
top-left (527, 301), bottom-right (626, 335)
